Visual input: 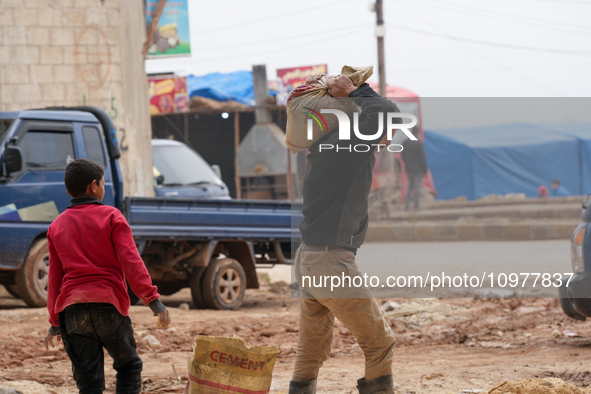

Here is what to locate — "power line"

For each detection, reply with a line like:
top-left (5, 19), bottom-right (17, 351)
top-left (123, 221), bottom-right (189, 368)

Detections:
top-left (412, 0), bottom-right (591, 33)
top-left (195, 25), bottom-right (371, 63)
top-left (387, 23), bottom-right (591, 56)
top-left (517, 0), bottom-right (591, 4)
top-left (192, 23), bottom-right (368, 52)
top-left (390, 0), bottom-right (567, 96)
top-left (190, 0), bottom-right (358, 36)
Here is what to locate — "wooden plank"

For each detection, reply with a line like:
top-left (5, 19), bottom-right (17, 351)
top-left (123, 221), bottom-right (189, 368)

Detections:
top-left (234, 112), bottom-right (241, 199)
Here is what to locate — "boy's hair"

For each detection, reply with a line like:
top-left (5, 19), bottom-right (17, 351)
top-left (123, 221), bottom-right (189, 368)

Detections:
top-left (65, 159), bottom-right (104, 197)
top-left (551, 179), bottom-right (560, 186)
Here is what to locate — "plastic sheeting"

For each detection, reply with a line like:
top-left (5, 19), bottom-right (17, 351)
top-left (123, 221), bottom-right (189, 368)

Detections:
top-left (545, 123), bottom-right (591, 195)
top-left (424, 123), bottom-right (591, 200)
top-left (187, 71), bottom-right (255, 106)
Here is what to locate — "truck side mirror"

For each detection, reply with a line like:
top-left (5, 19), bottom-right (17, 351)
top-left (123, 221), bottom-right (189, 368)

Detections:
top-left (155, 174), bottom-right (164, 185)
top-left (3, 145), bottom-right (22, 175)
top-left (211, 164), bottom-right (222, 179)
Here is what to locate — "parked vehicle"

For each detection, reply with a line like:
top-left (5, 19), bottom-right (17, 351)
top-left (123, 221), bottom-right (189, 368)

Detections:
top-left (0, 107), bottom-right (301, 310)
top-left (559, 194), bottom-right (591, 321)
top-left (152, 139), bottom-right (230, 200)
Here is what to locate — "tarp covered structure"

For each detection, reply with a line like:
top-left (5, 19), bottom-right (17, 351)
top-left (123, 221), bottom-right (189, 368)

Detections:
top-left (546, 123), bottom-right (591, 196)
top-left (187, 71), bottom-right (255, 106)
top-left (424, 123), bottom-right (591, 200)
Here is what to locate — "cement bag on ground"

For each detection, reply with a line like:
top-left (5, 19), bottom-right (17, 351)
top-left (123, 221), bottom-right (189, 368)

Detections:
top-left (186, 335), bottom-right (279, 394)
top-left (285, 65), bottom-right (373, 153)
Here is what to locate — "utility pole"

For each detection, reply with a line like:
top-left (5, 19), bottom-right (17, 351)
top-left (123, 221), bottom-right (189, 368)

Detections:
top-left (375, 0), bottom-right (386, 97)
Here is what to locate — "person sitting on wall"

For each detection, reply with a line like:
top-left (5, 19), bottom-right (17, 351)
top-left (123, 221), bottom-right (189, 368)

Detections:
top-left (549, 179), bottom-right (572, 197)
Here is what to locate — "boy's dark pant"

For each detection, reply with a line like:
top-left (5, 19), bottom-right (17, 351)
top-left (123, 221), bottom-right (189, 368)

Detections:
top-left (59, 303), bottom-right (142, 394)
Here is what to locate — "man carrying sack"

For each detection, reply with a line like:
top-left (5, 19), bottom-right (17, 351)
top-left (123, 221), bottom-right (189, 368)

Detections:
top-left (289, 73), bottom-right (398, 394)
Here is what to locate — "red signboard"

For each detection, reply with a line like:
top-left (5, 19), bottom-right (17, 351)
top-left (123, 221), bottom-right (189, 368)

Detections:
top-left (276, 64), bottom-right (327, 105)
top-left (148, 76), bottom-right (189, 114)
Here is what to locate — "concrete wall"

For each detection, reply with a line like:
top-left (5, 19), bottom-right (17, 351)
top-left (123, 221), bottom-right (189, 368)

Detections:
top-left (0, 0), bottom-right (154, 197)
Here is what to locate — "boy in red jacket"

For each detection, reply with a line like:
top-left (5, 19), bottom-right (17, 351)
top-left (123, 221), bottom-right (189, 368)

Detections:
top-left (44, 159), bottom-right (171, 394)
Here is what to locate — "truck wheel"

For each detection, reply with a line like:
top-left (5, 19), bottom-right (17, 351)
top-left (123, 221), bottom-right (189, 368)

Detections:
top-left (15, 238), bottom-right (49, 307)
top-left (4, 284), bottom-right (20, 298)
top-left (558, 276), bottom-right (586, 321)
top-left (202, 258), bottom-right (246, 310)
top-left (189, 267), bottom-right (207, 309)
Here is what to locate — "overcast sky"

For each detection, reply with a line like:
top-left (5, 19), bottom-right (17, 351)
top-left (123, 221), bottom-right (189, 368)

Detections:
top-left (145, 0), bottom-right (591, 98)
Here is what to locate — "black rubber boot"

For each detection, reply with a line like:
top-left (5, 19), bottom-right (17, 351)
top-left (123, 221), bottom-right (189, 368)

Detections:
top-left (357, 374), bottom-right (395, 394)
top-left (288, 379), bottom-right (317, 394)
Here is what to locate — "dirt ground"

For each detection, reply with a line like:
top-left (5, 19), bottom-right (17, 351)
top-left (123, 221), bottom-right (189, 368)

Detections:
top-left (2, 277), bottom-right (591, 394)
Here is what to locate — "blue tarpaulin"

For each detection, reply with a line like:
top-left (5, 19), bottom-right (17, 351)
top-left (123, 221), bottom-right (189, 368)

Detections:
top-left (187, 71), bottom-right (255, 106)
top-left (545, 123), bottom-right (591, 196)
top-left (424, 123), bottom-right (591, 200)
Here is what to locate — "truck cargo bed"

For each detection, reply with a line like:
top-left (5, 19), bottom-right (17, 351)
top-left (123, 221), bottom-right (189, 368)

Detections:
top-left (123, 197), bottom-right (302, 242)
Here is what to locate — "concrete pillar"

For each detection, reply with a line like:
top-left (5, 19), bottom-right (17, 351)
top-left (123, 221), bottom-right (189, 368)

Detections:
top-left (117, 0), bottom-right (154, 197)
top-left (0, 0), bottom-right (154, 197)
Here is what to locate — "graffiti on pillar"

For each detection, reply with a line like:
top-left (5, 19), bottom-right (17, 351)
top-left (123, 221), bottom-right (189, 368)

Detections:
top-left (75, 24), bottom-right (112, 91)
top-left (118, 127), bottom-right (129, 151)
top-left (110, 97), bottom-right (118, 119)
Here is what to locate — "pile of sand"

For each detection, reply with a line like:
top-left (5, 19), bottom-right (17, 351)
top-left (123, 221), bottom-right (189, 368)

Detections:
top-left (488, 378), bottom-right (591, 394)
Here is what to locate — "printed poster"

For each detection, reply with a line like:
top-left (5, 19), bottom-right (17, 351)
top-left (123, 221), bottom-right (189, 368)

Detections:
top-left (148, 76), bottom-right (189, 114)
top-left (146, 0), bottom-right (191, 58)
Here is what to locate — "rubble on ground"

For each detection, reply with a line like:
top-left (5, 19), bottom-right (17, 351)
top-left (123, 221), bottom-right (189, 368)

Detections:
top-left (488, 377), bottom-right (591, 394)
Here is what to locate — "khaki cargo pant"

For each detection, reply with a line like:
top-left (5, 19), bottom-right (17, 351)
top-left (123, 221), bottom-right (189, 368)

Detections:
top-left (292, 245), bottom-right (396, 382)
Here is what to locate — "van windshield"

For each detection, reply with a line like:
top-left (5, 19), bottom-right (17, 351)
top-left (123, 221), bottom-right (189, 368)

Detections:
top-left (152, 144), bottom-right (224, 187)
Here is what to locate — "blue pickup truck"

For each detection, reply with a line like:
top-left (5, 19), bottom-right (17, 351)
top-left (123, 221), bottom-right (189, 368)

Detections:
top-left (0, 106), bottom-right (301, 310)
top-left (560, 194), bottom-right (591, 320)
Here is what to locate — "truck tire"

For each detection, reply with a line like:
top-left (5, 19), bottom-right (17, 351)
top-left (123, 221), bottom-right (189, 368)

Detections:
top-left (189, 267), bottom-right (207, 309)
top-left (4, 284), bottom-right (20, 298)
top-left (558, 276), bottom-right (586, 321)
top-left (202, 258), bottom-right (246, 310)
top-left (16, 238), bottom-right (49, 307)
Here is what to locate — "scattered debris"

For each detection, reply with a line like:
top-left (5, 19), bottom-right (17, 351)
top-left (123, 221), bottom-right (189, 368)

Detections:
top-left (383, 298), bottom-right (463, 327)
top-left (562, 330), bottom-right (580, 338)
top-left (142, 335), bottom-right (163, 351)
top-left (178, 303), bottom-right (190, 310)
top-left (381, 301), bottom-right (401, 312)
top-left (478, 342), bottom-right (512, 349)
top-left (495, 331), bottom-right (504, 337)
top-left (552, 329), bottom-right (561, 338)
top-left (0, 388), bottom-right (23, 394)
top-left (488, 377), bottom-right (588, 394)
top-left (421, 372), bottom-right (446, 380)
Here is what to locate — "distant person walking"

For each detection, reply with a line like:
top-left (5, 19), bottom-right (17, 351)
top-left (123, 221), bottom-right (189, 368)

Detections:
top-left (401, 130), bottom-right (429, 210)
top-left (550, 179), bottom-right (572, 197)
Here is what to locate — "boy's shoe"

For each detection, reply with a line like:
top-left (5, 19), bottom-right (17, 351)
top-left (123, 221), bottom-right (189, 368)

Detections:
top-left (288, 379), bottom-right (317, 394)
top-left (357, 374), bottom-right (395, 394)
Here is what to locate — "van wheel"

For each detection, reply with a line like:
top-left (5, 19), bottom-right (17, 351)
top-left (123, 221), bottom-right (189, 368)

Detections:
top-left (16, 238), bottom-right (49, 307)
top-left (202, 258), bottom-right (245, 310)
top-left (4, 284), bottom-right (20, 298)
top-left (189, 267), bottom-right (207, 309)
